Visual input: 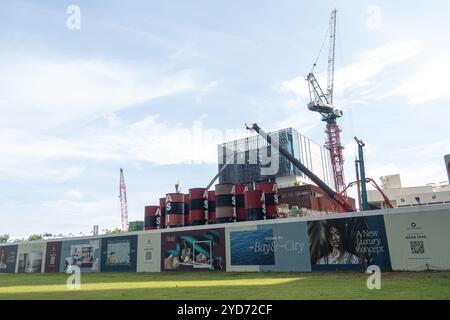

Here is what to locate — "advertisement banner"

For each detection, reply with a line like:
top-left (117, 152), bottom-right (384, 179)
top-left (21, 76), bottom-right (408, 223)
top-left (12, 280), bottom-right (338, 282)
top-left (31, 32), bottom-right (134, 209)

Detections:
top-left (16, 242), bottom-right (47, 273)
top-left (137, 233), bottom-right (161, 272)
top-left (45, 241), bottom-right (62, 273)
top-left (0, 245), bottom-right (18, 274)
top-left (231, 229), bottom-right (275, 266)
top-left (308, 215), bottom-right (391, 271)
top-left (100, 235), bottom-right (137, 272)
top-left (225, 225), bottom-right (258, 272)
top-left (60, 239), bottom-right (101, 273)
top-left (161, 228), bottom-right (226, 272)
top-left (384, 209), bottom-right (450, 271)
top-left (228, 222), bottom-right (311, 272)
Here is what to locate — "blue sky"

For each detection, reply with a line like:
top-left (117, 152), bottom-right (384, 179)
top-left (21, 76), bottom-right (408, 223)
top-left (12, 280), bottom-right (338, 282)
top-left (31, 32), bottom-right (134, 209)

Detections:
top-left (1, 0), bottom-right (449, 238)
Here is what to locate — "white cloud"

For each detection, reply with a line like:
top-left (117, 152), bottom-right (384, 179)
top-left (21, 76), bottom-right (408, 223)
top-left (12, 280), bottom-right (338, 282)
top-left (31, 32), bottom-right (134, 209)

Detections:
top-left (196, 80), bottom-right (218, 103)
top-left (362, 139), bottom-right (449, 188)
top-left (275, 111), bottom-right (319, 134)
top-left (393, 139), bottom-right (450, 158)
top-left (334, 41), bottom-right (421, 95)
top-left (1, 197), bottom-right (119, 239)
top-left (275, 76), bottom-right (309, 102)
top-left (366, 5), bottom-right (382, 31)
top-left (0, 56), bottom-right (202, 130)
top-left (65, 189), bottom-right (84, 200)
top-left (272, 41), bottom-right (422, 135)
top-left (0, 55), bottom-right (215, 183)
top-left (390, 51), bottom-right (450, 105)
top-left (274, 41), bottom-right (421, 108)
top-left (0, 115), bottom-right (246, 182)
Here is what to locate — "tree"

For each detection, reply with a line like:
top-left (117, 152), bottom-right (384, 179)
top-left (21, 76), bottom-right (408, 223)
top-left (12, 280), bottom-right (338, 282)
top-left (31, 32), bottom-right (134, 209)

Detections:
top-left (104, 228), bottom-right (124, 235)
top-left (27, 234), bottom-right (44, 242)
top-left (0, 234), bottom-right (9, 244)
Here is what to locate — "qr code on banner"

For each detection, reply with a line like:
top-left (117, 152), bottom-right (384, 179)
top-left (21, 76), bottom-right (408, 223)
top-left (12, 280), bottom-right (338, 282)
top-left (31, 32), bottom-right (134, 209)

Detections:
top-left (410, 241), bottom-right (425, 254)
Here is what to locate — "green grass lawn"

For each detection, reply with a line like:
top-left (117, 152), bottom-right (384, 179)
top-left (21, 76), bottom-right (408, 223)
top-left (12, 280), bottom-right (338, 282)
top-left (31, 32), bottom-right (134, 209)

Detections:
top-left (0, 272), bottom-right (449, 300)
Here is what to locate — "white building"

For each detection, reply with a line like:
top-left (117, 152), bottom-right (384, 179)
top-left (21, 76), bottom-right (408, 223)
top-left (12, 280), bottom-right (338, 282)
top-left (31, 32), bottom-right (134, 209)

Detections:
top-left (367, 174), bottom-right (450, 209)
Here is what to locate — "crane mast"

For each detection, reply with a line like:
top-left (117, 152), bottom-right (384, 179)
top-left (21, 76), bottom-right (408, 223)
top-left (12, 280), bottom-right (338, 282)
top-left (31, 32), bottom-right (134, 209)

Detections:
top-left (306, 9), bottom-right (347, 197)
top-left (119, 168), bottom-right (129, 232)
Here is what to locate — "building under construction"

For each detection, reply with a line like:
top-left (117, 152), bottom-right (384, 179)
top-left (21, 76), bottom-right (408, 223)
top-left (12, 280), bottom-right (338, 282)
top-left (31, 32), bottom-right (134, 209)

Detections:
top-left (217, 127), bottom-right (335, 189)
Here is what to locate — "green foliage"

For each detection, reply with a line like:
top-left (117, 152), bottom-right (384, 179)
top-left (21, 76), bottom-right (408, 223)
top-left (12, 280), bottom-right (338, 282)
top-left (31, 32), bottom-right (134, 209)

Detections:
top-left (104, 228), bottom-right (124, 235)
top-left (290, 206), bottom-right (300, 215)
top-left (0, 234), bottom-right (10, 243)
top-left (4, 234), bottom-right (44, 243)
top-left (27, 234), bottom-right (44, 242)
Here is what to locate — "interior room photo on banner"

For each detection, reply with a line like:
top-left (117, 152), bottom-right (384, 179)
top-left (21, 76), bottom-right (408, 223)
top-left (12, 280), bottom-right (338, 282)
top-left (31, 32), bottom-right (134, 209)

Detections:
top-left (60, 239), bottom-right (101, 273)
top-left (161, 228), bottom-right (226, 272)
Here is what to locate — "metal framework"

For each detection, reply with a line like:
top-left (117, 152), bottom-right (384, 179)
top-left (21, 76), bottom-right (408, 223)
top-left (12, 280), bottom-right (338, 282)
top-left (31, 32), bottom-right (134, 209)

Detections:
top-left (246, 123), bottom-right (355, 213)
top-left (326, 121), bottom-right (346, 195)
top-left (341, 178), bottom-right (394, 209)
top-left (119, 168), bottom-right (129, 232)
top-left (306, 9), bottom-right (347, 196)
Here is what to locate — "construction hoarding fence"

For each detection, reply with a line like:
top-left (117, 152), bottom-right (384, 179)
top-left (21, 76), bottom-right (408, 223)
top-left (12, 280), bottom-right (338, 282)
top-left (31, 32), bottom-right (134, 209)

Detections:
top-left (45, 241), bottom-right (62, 273)
top-left (161, 228), bottom-right (226, 272)
top-left (0, 245), bottom-right (18, 274)
top-left (16, 242), bottom-right (47, 273)
top-left (1, 204), bottom-right (449, 274)
top-left (137, 233), bottom-right (161, 272)
top-left (227, 221), bottom-right (311, 272)
top-left (60, 239), bottom-right (101, 273)
top-left (384, 208), bottom-right (450, 271)
top-left (308, 215), bottom-right (391, 271)
top-left (100, 235), bottom-right (137, 272)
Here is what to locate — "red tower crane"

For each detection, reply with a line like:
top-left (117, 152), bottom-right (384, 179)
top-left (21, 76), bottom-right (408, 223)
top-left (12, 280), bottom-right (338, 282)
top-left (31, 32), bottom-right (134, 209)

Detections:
top-left (119, 168), bottom-right (129, 232)
top-left (306, 9), bottom-right (347, 197)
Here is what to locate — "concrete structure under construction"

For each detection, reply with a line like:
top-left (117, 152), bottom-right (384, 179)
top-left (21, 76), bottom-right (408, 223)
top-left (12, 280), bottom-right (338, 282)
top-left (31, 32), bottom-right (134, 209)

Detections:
top-left (278, 184), bottom-right (356, 213)
top-left (367, 174), bottom-right (450, 209)
top-left (217, 127), bottom-right (335, 189)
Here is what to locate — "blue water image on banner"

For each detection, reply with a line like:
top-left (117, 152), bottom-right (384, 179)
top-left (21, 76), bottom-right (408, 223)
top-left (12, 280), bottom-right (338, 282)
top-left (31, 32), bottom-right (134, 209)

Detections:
top-left (100, 235), bottom-right (137, 272)
top-left (230, 229), bottom-right (275, 265)
top-left (259, 222), bottom-right (311, 272)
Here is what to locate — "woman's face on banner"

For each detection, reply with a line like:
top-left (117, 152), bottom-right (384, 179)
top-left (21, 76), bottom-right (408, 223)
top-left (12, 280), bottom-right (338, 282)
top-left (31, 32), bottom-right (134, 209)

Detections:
top-left (328, 226), bottom-right (343, 249)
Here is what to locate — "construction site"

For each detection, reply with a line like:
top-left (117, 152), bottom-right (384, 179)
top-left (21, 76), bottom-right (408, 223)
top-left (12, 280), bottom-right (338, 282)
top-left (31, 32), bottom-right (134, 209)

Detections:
top-left (1, 8), bottom-right (449, 280)
top-left (119, 9), bottom-right (447, 233)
